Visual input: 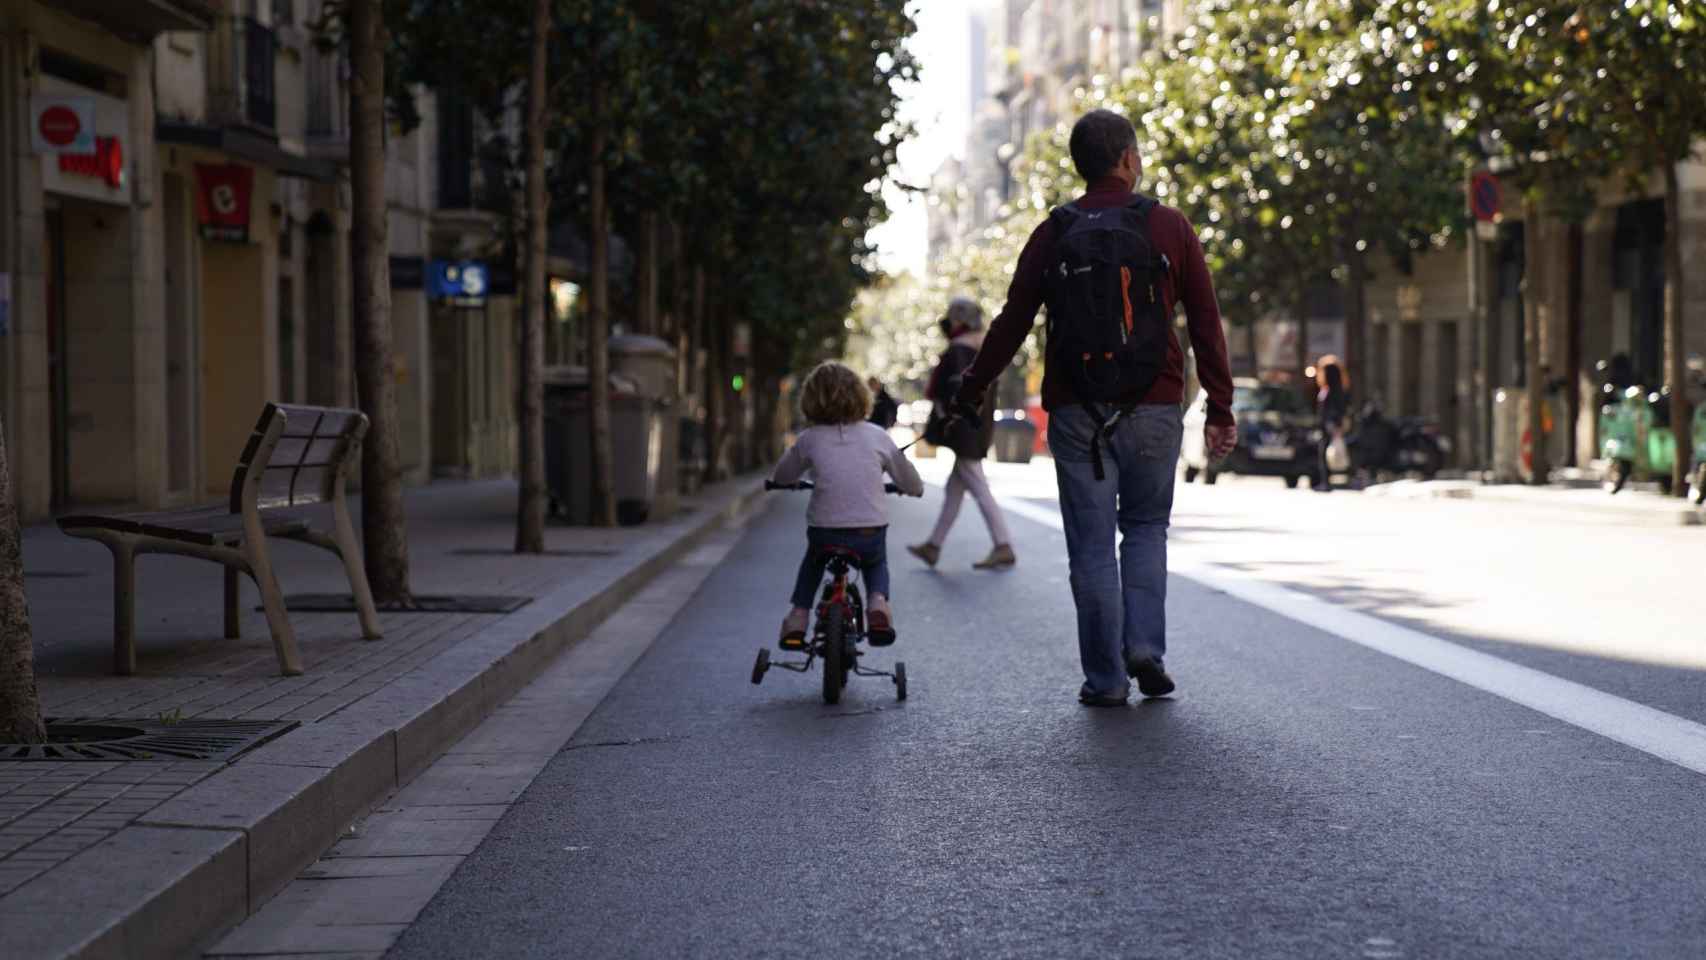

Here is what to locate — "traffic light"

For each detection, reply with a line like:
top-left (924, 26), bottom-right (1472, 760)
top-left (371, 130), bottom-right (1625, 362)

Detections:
top-left (732, 374), bottom-right (746, 392)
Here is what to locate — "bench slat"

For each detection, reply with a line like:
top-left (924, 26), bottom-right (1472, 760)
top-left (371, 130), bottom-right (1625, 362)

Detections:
top-left (61, 508), bottom-right (310, 546)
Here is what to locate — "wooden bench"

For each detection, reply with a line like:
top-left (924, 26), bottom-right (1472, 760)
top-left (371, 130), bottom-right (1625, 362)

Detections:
top-left (58, 403), bottom-right (382, 676)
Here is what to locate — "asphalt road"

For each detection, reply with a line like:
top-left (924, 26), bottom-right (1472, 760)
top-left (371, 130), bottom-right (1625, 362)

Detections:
top-left (384, 460), bottom-right (1706, 960)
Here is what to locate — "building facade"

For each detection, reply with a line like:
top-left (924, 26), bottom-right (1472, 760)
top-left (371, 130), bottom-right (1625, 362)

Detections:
top-left (1, 0), bottom-right (519, 523)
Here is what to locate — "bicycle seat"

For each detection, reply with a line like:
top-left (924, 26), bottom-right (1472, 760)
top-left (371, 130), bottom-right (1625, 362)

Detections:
top-left (819, 545), bottom-right (864, 562)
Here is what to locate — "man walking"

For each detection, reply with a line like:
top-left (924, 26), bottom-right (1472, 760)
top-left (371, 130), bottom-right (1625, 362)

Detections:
top-left (952, 109), bottom-right (1237, 706)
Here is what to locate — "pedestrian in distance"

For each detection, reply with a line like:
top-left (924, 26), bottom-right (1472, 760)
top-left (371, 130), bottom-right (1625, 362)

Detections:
top-left (908, 296), bottom-right (1017, 571)
top-left (771, 361), bottom-right (924, 650)
top-left (867, 377), bottom-right (899, 431)
top-left (950, 108), bottom-right (1237, 707)
top-left (1315, 356), bottom-right (1351, 492)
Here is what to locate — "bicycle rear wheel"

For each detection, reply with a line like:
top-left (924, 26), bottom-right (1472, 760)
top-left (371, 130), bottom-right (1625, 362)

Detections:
top-left (820, 605), bottom-right (845, 705)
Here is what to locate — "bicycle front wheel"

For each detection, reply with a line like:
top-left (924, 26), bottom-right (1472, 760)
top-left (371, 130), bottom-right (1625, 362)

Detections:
top-left (820, 604), bottom-right (844, 705)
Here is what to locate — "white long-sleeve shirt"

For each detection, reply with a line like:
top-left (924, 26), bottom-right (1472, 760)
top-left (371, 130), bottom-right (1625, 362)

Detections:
top-left (770, 422), bottom-right (924, 528)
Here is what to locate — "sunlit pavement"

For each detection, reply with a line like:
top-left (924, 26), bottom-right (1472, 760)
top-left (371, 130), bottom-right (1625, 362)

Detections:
top-left (942, 454), bottom-right (1706, 701)
top-left (362, 450), bottom-right (1706, 960)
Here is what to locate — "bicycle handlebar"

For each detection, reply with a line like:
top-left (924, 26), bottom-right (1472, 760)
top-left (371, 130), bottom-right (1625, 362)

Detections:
top-left (766, 479), bottom-right (902, 494)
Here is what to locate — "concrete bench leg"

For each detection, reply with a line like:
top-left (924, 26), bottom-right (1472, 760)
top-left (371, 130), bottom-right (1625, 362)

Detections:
top-left (243, 539), bottom-right (303, 676)
top-left (333, 501), bottom-right (383, 640)
top-left (223, 567), bottom-right (241, 639)
top-left (110, 540), bottom-right (136, 676)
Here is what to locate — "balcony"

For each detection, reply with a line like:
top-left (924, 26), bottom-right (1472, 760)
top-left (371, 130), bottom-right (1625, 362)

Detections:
top-left (207, 14), bottom-right (277, 134)
top-left (305, 40), bottom-right (349, 159)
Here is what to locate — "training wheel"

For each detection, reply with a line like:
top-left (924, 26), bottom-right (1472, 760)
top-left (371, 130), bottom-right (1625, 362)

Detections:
top-left (751, 648), bottom-right (770, 685)
top-left (894, 662), bottom-right (907, 701)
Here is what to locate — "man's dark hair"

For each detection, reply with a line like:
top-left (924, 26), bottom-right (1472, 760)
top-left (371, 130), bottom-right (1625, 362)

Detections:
top-left (1068, 109), bottom-right (1137, 181)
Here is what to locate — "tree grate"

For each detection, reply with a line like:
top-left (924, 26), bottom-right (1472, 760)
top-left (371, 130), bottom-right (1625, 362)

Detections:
top-left (0, 717), bottom-right (299, 762)
top-left (447, 548), bottom-right (620, 558)
top-left (277, 594), bottom-right (531, 614)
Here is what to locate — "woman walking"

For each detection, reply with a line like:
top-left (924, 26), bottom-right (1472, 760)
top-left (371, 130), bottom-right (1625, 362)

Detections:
top-left (908, 297), bottom-right (1016, 570)
top-left (1314, 355), bottom-right (1351, 492)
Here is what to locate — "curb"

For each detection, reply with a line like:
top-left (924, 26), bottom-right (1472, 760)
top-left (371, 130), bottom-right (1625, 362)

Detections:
top-left (0, 476), bottom-right (771, 960)
top-left (1363, 479), bottom-right (1703, 527)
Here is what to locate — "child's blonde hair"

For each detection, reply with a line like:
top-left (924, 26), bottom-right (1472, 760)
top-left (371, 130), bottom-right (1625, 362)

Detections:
top-left (799, 361), bottom-right (872, 425)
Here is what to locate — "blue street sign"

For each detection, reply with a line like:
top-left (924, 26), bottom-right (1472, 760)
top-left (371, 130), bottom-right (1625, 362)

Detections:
top-left (428, 260), bottom-right (489, 305)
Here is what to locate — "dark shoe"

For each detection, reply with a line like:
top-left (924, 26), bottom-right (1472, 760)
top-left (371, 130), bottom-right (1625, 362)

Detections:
top-left (1124, 655), bottom-right (1176, 698)
top-left (1078, 687), bottom-right (1129, 708)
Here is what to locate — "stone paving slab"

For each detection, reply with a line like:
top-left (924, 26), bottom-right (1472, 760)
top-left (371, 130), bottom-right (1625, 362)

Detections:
top-left (1, 475), bottom-right (770, 959)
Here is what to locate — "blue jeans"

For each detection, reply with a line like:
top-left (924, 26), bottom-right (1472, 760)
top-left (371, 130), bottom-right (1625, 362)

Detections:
top-left (790, 526), bottom-right (890, 608)
top-left (1048, 404), bottom-right (1183, 697)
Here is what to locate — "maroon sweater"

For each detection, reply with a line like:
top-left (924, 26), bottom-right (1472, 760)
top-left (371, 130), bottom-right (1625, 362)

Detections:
top-left (957, 177), bottom-right (1236, 427)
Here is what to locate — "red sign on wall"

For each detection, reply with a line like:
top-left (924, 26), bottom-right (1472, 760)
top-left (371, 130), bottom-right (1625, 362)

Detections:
top-left (194, 163), bottom-right (254, 242)
top-left (57, 136), bottom-right (124, 189)
top-left (38, 106), bottom-right (82, 147)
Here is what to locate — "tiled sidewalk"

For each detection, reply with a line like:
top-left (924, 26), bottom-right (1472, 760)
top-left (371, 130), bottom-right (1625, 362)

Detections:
top-left (2, 477), bottom-right (757, 902)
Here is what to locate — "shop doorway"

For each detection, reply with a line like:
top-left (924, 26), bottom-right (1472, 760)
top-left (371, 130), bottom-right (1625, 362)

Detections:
top-left (46, 196), bottom-right (139, 506)
top-left (200, 241), bottom-right (267, 496)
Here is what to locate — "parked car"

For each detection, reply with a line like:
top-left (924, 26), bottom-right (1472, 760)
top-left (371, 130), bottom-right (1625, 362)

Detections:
top-left (1181, 379), bottom-right (1321, 488)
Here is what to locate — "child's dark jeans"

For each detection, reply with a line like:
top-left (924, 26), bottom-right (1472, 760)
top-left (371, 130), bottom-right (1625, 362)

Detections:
top-left (790, 525), bottom-right (890, 608)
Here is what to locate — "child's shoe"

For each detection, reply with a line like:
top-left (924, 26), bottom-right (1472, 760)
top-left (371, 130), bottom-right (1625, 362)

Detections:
top-left (866, 593), bottom-right (896, 647)
top-left (779, 608), bottom-right (809, 650)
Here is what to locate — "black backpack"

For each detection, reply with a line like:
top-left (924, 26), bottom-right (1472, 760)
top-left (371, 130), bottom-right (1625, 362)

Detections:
top-left (1042, 196), bottom-right (1171, 477)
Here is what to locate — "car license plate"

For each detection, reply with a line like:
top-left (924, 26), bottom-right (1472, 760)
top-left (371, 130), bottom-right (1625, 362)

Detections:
top-left (1253, 444), bottom-right (1295, 460)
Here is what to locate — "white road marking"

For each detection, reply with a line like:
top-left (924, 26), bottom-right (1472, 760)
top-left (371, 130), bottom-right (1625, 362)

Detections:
top-left (993, 493), bottom-right (1706, 779)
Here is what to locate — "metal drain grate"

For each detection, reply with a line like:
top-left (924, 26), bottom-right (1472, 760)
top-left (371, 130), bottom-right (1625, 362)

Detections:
top-left (278, 594), bottom-right (531, 614)
top-left (447, 548), bottom-right (620, 558)
top-left (0, 717), bottom-right (299, 762)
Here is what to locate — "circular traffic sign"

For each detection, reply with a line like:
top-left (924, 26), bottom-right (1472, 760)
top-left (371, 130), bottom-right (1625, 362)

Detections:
top-left (1470, 170), bottom-right (1502, 222)
top-left (39, 105), bottom-right (81, 147)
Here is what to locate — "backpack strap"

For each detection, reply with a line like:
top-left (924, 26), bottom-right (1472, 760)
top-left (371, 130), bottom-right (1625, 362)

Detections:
top-left (1082, 400), bottom-right (1140, 483)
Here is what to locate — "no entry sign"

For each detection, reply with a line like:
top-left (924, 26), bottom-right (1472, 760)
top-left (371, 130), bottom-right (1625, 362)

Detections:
top-left (30, 95), bottom-right (95, 155)
top-left (1470, 170), bottom-right (1503, 223)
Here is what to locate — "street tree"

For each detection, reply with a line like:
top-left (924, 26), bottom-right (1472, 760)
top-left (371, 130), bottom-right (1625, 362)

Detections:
top-left (347, 0), bottom-right (413, 602)
top-left (1558, 0), bottom-right (1706, 494)
top-left (0, 416), bottom-right (43, 744)
top-left (516, 0), bottom-right (551, 548)
top-left (1420, 0), bottom-right (1623, 482)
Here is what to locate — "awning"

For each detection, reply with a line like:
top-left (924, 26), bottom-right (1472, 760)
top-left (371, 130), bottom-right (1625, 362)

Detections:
top-left (157, 121), bottom-right (338, 182)
top-left (54, 0), bottom-right (217, 40)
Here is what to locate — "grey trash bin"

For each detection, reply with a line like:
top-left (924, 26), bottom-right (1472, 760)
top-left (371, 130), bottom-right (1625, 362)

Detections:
top-left (610, 335), bottom-right (679, 519)
top-left (992, 418), bottom-right (1036, 463)
top-left (543, 366), bottom-right (665, 525)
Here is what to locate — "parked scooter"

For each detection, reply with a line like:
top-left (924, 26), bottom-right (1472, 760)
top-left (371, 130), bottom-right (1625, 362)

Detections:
top-left (1349, 401), bottom-right (1448, 481)
top-left (1598, 384), bottom-right (1706, 501)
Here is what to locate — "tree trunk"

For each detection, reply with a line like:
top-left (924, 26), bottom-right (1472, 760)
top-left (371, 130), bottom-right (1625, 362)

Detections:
top-left (0, 415), bottom-right (44, 744)
top-left (514, 0), bottom-right (549, 552)
top-left (637, 210), bottom-right (659, 336)
top-left (1522, 195), bottom-right (1547, 486)
top-left (349, 0), bottom-right (412, 602)
top-left (1564, 220), bottom-right (1584, 467)
top-left (1343, 239), bottom-right (1368, 385)
top-left (586, 86), bottom-right (617, 526)
top-left (704, 296), bottom-right (726, 483)
top-left (1294, 290), bottom-right (1312, 395)
top-left (1663, 163), bottom-right (1691, 497)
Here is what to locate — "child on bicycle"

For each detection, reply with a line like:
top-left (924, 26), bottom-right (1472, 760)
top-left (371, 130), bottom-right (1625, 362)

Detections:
top-left (771, 361), bottom-right (924, 650)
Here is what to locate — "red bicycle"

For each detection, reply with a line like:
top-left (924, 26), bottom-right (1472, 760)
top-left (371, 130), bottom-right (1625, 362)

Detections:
top-left (752, 481), bottom-right (907, 704)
